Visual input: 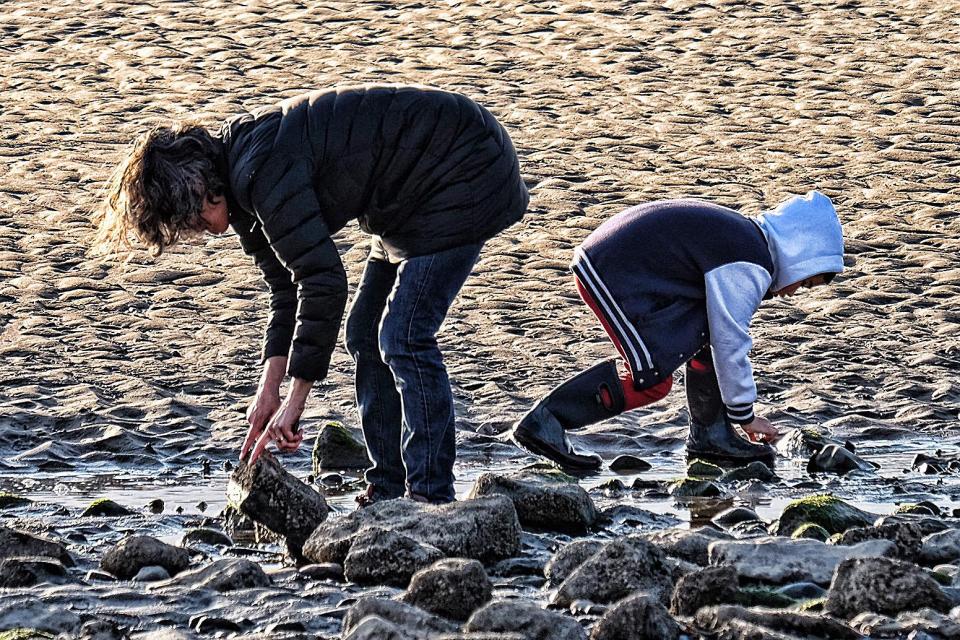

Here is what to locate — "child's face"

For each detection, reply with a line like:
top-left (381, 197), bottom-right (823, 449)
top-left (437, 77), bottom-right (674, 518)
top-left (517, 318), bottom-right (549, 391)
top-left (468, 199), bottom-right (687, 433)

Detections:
top-left (772, 275), bottom-right (829, 298)
top-left (196, 194), bottom-right (230, 235)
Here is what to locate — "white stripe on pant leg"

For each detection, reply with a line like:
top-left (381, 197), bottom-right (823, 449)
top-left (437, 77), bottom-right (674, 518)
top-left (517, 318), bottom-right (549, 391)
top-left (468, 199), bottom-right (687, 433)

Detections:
top-left (572, 261), bottom-right (644, 375)
top-left (575, 249), bottom-right (655, 371)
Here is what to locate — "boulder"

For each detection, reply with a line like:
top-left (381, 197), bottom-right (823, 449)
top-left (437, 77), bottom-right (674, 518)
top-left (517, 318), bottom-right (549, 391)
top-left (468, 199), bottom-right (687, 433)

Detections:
top-left (850, 608), bottom-right (960, 638)
top-left (806, 444), bottom-right (876, 474)
top-left (299, 562), bottom-right (344, 581)
top-left (402, 558), bottom-right (492, 621)
top-left (599, 505), bottom-right (681, 529)
top-left (0, 493), bottom-right (31, 509)
top-left (668, 478), bottom-right (724, 498)
top-left (0, 556), bottom-right (70, 587)
top-left (303, 496), bottom-right (521, 564)
top-left (921, 528), bottom-right (960, 565)
top-left (341, 597), bottom-right (458, 638)
top-left (772, 494), bottom-right (875, 536)
top-left (150, 558), bottom-right (269, 592)
top-left (0, 526), bottom-right (73, 566)
top-left (825, 557), bottom-right (954, 618)
top-left (791, 523), bottom-right (830, 541)
top-left (132, 565), bottom-right (170, 582)
top-left (344, 528), bottom-right (443, 587)
top-left (180, 528), bottom-right (233, 547)
top-left (670, 566), bottom-right (738, 616)
top-left (0, 600), bottom-right (82, 635)
top-left (645, 528), bottom-right (731, 566)
top-left (590, 593), bottom-right (680, 640)
top-left (837, 521), bottom-right (922, 559)
top-left (101, 536), bottom-right (190, 579)
top-left (687, 460), bottom-right (724, 478)
top-left (553, 537), bottom-right (675, 608)
top-left (312, 421), bottom-right (371, 472)
top-left (545, 539), bottom-right (604, 585)
top-left (468, 471), bottom-right (597, 534)
top-left (227, 453), bottom-right (329, 556)
top-left (711, 507), bottom-right (762, 530)
top-left (718, 461), bottom-right (777, 483)
top-left (776, 426), bottom-right (836, 457)
top-left (695, 604), bottom-right (861, 639)
top-left (81, 498), bottom-right (134, 517)
top-left (609, 455), bottom-right (652, 472)
top-left (342, 617), bottom-right (409, 640)
top-left (709, 536), bottom-right (896, 585)
top-left (464, 600), bottom-right (587, 640)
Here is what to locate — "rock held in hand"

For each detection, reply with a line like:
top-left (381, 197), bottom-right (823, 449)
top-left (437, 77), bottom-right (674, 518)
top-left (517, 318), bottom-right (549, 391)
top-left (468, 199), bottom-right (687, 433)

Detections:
top-left (227, 452), bottom-right (329, 556)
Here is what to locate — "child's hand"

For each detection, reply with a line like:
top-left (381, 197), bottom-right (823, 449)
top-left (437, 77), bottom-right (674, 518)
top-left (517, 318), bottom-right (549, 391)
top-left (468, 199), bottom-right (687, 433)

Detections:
top-left (741, 416), bottom-right (779, 443)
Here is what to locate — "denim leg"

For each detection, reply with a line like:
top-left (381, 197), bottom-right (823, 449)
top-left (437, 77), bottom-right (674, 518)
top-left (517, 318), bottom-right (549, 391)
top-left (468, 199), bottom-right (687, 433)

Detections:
top-left (344, 255), bottom-right (405, 499)
top-left (378, 242), bottom-right (483, 503)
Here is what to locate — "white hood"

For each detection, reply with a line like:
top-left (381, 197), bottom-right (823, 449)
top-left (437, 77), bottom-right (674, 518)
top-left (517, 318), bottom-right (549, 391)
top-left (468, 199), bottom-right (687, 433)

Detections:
top-left (754, 191), bottom-right (845, 292)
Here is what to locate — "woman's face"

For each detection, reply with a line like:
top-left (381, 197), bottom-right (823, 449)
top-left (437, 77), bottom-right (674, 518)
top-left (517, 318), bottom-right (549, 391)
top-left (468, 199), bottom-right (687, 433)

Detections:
top-left (197, 194), bottom-right (229, 235)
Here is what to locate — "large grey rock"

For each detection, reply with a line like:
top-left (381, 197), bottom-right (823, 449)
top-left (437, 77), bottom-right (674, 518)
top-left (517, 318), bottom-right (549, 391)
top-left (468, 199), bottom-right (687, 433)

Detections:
top-left (468, 471), bottom-right (597, 534)
top-left (709, 536), bottom-right (896, 585)
top-left (150, 558), bottom-right (270, 592)
top-left (553, 537), bottom-right (675, 608)
top-left (670, 565), bottom-right (738, 616)
top-left (695, 605), bottom-right (861, 639)
top-left (0, 556), bottom-right (71, 587)
top-left (465, 600), bottom-right (587, 640)
top-left (402, 558), bottom-right (492, 621)
top-left (341, 597), bottom-right (458, 639)
top-left (837, 521), bottom-right (922, 559)
top-left (825, 557), bottom-right (954, 618)
top-left (81, 498), bottom-right (135, 517)
top-left (344, 528), bottom-right (443, 587)
top-left (590, 593), bottom-right (680, 640)
top-left (312, 421), bottom-right (371, 472)
top-left (544, 539), bottom-right (604, 586)
top-left (132, 565), bottom-right (170, 582)
top-left (772, 494), bottom-right (876, 536)
top-left (303, 495), bottom-right (521, 564)
top-left (227, 452), bottom-right (329, 555)
top-left (645, 528), bottom-right (731, 566)
top-left (102, 535), bottom-right (190, 579)
top-left (0, 526), bottom-right (73, 566)
top-left (921, 528), bottom-right (960, 565)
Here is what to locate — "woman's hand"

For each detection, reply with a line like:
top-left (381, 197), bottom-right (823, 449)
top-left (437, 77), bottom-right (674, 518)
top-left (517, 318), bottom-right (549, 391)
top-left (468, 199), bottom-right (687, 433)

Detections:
top-left (240, 356), bottom-right (286, 462)
top-left (740, 415), bottom-right (780, 443)
top-left (246, 376), bottom-right (314, 464)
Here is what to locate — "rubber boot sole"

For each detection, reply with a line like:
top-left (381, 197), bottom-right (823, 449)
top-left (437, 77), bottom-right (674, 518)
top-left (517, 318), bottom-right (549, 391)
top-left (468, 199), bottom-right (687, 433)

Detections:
top-left (685, 446), bottom-right (776, 467)
top-left (512, 426), bottom-right (603, 473)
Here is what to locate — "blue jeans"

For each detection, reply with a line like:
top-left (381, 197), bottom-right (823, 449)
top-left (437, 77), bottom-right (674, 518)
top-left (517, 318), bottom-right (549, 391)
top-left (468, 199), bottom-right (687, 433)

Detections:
top-left (344, 241), bottom-right (483, 503)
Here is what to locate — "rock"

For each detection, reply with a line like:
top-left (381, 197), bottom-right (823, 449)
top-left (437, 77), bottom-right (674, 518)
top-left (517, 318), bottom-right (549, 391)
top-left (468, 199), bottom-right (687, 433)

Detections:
top-left (468, 470), bottom-right (597, 534)
top-left (712, 507), bottom-right (761, 530)
top-left (147, 498), bottom-right (164, 514)
top-left (0, 493), bottom-right (31, 509)
top-left (645, 528), bottom-right (731, 566)
top-left (894, 501), bottom-right (942, 517)
top-left (772, 494), bottom-right (875, 536)
top-left (81, 498), bottom-right (134, 517)
top-left (850, 608), bottom-right (960, 638)
top-left (734, 586), bottom-right (797, 608)
top-left (227, 452), bottom-right (330, 556)
top-left (591, 592), bottom-right (679, 639)
top-left (299, 563), bottom-right (344, 581)
top-left (609, 455), bottom-right (652, 472)
top-left (342, 617), bottom-right (408, 640)
top-left (402, 558), bottom-right (492, 621)
top-left (718, 461), bottom-right (777, 483)
top-left (0, 600), bottom-right (82, 634)
top-left (312, 421), bottom-right (371, 472)
top-left (668, 478), bottom-right (724, 498)
top-left (344, 528), bottom-right (443, 587)
top-left (687, 460), bottom-right (724, 478)
top-left (303, 495), bottom-right (521, 564)
top-left (776, 426), bottom-right (835, 457)
top-left (131, 565), bottom-right (170, 582)
top-left (826, 557), bottom-right (954, 618)
top-left (695, 604), bottom-right (861, 639)
top-left (188, 616), bottom-right (242, 634)
top-left (670, 565), bottom-right (738, 616)
top-left (599, 505), bottom-right (681, 529)
top-left (553, 537), bottom-right (675, 608)
top-left (101, 535), bottom-right (190, 579)
top-left (220, 504), bottom-right (257, 544)
top-left (777, 582), bottom-right (827, 600)
top-left (181, 528), bottom-right (233, 547)
top-left (595, 478), bottom-right (627, 493)
top-left (341, 597), bottom-right (458, 638)
top-left (837, 522), bottom-right (923, 559)
top-left (489, 555), bottom-right (547, 577)
top-left (151, 558), bottom-right (269, 592)
top-left (921, 528), bottom-right (960, 565)
top-left (545, 539), bottom-right (604, 585)
top-left (79, 619), bottom-right (127, 640)
top-left (791, 523), bottom-right (830, 541)
top-left (709, 536), bottom-right (897, 585)
top-left (807, 444), bottom-right (876, 474)
top-left (0, 526), bottom-right (73, 566)
top-left (0, 556), bottom-right (70, 587)
top-left (464, 600), bottom-right (587, 640)
top-left (874, 514), bottom-right (950, 536)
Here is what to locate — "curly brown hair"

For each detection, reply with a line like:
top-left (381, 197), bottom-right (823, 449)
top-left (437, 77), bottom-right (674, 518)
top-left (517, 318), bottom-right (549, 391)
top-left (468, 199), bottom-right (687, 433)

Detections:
top-left (93, 123), bottom-right (224, 256)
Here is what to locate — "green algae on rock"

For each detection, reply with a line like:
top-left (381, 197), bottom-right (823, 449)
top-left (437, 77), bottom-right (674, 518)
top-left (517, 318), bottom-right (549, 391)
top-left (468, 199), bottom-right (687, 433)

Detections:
top-left (81, 498), bottom-right (134, 517)
top-left (668, 477), bottom-right (725, 498)
top-left (773, 494), bottom-right (875, 536)
top-left (0, 630), bottom-right (53, 640)
top-left (312, 421), bottom-right (370, 472)
top-left (791, 523), bottom-right (831, 542)
top-left (686, 459), bottom-right (724, 478)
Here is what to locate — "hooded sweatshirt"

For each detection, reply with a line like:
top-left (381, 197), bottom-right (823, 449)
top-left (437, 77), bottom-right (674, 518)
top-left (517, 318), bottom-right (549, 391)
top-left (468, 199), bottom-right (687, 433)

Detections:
top-left (572, 191), bottom-right (844, 424)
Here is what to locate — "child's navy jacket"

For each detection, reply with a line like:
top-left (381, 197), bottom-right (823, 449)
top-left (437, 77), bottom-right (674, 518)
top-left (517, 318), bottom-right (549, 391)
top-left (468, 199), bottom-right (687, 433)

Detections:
top-left (572, 192), bottom-right (844, 425)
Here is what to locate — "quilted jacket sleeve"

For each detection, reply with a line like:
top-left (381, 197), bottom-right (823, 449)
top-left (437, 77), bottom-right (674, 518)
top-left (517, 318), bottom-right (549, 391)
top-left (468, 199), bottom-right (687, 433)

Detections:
top-left (248, 155), bottom-right (348, 382)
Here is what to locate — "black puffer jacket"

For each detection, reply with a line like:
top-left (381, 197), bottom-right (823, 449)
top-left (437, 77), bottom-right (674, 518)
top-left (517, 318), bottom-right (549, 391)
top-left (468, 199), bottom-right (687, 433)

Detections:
top-left (217, 86), bottom-right (528, 381)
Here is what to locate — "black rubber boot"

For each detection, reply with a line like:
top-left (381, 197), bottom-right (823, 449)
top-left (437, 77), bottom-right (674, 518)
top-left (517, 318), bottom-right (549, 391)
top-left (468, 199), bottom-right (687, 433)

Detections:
top-left (684, 350), bottom-right (775, 465)
top-left (511, 359), bottom-right (625, 472)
